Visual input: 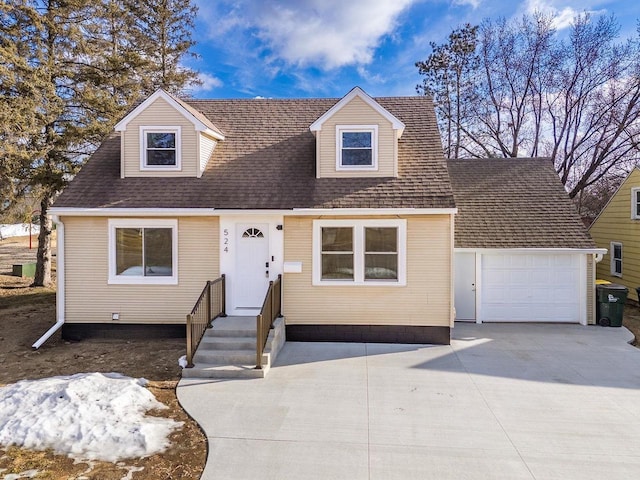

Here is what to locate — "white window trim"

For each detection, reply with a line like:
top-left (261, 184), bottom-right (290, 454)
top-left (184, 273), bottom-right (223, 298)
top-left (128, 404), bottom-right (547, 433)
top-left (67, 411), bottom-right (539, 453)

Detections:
top-left (312, 219), bottom-right (406, 286)
top-left (335, 124), bottom-right (378, 171)
top-left (108, 218), bottom-right (178, 285)
top-left (631, 187), bottom-right (640, 219)
top-left (139, 126), bottom-right (182, 171)
top-left (610, 241), bottom-right (622, 277)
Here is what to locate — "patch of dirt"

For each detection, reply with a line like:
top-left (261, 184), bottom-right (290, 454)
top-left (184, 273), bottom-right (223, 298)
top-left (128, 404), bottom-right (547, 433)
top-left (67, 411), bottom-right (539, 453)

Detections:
top-left (623, 302), bottom-right (640, 347)
top-left (0, 236), bottom-right (206, 479)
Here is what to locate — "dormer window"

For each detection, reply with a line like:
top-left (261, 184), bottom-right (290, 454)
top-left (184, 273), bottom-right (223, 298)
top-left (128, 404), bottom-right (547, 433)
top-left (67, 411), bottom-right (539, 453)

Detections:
top-left (140, 126), bottom-right (181, 170)
top-left (336, 125), bottom-right (378, 171)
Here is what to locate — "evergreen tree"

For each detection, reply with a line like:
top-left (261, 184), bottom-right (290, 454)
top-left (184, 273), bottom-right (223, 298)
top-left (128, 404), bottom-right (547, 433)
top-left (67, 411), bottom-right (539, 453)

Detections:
top-left (127, 0), bottom-right (200, 93)
top-left (0, 0), bottom-right (201, 286)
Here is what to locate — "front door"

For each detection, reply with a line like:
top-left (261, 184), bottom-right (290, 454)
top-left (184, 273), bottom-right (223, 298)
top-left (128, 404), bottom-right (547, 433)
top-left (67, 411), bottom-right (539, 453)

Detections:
top-left (454, 252), bottom-right (476, 321)
top-left (234, 224), bottom-right (270, 311)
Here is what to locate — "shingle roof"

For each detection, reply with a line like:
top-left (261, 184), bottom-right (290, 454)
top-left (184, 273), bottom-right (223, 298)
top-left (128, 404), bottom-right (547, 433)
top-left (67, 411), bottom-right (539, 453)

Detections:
top-left (169, 93), bottom-right (226, 138)
top-left (54, 96), bottom-right (455, 210)
top-left (447, 158), bottom-right (595, 249)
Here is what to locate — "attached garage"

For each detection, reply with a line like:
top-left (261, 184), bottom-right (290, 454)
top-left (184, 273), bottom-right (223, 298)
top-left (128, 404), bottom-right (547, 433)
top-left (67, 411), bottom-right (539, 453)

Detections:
top-left (455, 251), bottom-right (589, 324)
top-left (448, 159), bottom-right (606, 326)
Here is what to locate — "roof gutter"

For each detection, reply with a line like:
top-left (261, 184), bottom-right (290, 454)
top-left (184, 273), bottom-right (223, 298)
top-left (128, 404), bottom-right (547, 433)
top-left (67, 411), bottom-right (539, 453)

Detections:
top-left (33, 215), bottom-right (64, 349)
top-left (49, 207), bottom-right (458, 217)
top-left (454, 247), bottom-right (608, 255)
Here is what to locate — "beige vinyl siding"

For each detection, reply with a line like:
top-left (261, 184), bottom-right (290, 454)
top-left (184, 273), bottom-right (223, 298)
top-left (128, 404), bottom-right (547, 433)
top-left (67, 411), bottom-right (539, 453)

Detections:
top-left (122, 97), bottom-right (199, 177)
top-left (199, 134), bottom-right (217, 176)
top-left (587, 254), bottom-right (595, 324)
top-left (317, 96), bottom-right (396, 178)
top-left (283, 215), bottom-right (452, 326)
top-left (63, 216), bottom-right (219, 324)
top-left (590, 168), bottom-right (640, 301)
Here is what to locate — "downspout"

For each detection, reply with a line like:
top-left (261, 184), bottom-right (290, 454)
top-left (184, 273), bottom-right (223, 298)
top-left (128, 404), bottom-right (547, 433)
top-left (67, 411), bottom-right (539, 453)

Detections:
top-left (33, 215), bottom-right (64, 349)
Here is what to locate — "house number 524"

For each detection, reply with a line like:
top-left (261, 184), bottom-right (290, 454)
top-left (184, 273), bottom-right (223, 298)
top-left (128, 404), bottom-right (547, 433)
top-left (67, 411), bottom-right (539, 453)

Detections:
top-left (223, 228), bottom-right (229, 253)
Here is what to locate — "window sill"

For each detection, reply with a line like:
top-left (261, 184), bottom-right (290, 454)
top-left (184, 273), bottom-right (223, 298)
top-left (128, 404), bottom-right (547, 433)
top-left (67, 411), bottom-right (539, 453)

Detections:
top-left (108, 276), bottom-right (178, 286)
top-left (312, 280), bottom-right (406, 287)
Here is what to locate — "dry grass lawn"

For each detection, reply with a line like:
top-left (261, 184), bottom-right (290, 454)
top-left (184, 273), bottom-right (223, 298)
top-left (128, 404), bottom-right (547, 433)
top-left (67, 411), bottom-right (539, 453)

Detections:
top-left (623, 302), bottom-right (640, 346)
top-left (0, 235), bottom-right (206, 479)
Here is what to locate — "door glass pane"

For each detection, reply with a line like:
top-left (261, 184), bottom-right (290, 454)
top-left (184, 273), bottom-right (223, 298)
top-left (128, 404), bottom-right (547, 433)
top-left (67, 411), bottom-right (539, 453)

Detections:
top-left (144, 228), bottom-right (173, 276)
top-left (322, 253), bottom-right (354, 280)
top-left (322, 227), bottom-right (352, 252)
top-left (365, 228), bottom-right (397, 252)
top-left (116, 228), bottom-right (142, 275)
top-left (365, 254), bottom-right (398, 280)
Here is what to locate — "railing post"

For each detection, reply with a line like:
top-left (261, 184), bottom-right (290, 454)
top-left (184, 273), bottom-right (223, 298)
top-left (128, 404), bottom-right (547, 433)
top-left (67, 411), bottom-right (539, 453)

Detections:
top-left (256, 314), bottom-right (263, 369)
top-left (220, 274), bottom-right (227, 317)
top-left (268, 280), bottom-right (274, 328)
top-left (186, 314), bottom-right (194, 368)
top-left (277, 274), bottom-right (282, 317)
top-left (206, 281), bottom-right (212, 327)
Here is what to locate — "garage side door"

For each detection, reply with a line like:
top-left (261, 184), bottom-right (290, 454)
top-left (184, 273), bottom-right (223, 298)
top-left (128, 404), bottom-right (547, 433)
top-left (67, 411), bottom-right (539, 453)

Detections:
top-left (481, 254), bottom-right (582, 322)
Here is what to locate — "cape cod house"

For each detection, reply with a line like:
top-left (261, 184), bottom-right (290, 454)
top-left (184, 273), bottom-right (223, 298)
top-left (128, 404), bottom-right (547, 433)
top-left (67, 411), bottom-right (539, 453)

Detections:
top-left (35, 87), bottom-right (603, 377)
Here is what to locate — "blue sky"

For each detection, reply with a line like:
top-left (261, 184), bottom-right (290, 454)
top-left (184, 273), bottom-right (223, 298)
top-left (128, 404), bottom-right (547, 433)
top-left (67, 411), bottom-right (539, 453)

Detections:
top-left (188, 0), bottom-right (639, 99)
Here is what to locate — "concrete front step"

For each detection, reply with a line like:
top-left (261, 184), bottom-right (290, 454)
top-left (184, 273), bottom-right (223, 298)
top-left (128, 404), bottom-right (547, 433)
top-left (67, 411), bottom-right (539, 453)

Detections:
top-left (193, 349), bottom-right (269, 365)
top-left (182, 316), bottom-right (286, 380)
top-left (181, 363), bottom-right (268, 379)
top-left (199, 336), bottom-right (257, 349)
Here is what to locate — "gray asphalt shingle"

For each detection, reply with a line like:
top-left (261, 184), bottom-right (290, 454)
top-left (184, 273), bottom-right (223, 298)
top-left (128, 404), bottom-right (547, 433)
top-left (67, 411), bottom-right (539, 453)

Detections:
top-left (54, 96), bottom-right (455, 210)
top-left (447, 158), bottom-right (595, 249)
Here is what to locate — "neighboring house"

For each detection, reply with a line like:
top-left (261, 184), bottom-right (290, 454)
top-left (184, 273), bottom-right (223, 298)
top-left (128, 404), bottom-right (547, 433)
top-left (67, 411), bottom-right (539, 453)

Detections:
top-left (449, 159), bottom-right (604, 325)
top-left (38, 87), bottom-right (601, 350)
top-left (590, 167), bottom-right (640, 301)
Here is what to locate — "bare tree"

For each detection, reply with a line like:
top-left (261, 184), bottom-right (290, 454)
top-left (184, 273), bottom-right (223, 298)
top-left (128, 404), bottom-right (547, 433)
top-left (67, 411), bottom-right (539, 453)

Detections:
top-left (416, 12), bottom-right (640, 201)
top-left (548, 14), bottom-right (640, 198)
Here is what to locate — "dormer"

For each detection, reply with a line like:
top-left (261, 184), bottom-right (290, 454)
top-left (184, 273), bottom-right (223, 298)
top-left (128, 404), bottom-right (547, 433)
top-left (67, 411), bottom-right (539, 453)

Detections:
top-left (310, 87), bottom-right (405, 178)
top-left (114, 89), bottom-right (224, 178)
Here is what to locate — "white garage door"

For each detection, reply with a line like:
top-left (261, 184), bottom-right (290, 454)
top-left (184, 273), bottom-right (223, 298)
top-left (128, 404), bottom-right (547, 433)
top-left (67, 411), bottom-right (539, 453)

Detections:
top-left (481, 254), bottom-right (583, 322)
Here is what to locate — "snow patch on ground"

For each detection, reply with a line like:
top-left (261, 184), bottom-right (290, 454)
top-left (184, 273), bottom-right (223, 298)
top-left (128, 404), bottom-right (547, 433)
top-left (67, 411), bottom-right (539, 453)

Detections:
top-left (1, 469), bottom-right (39, 479)
top-left (0, 373), bottom-right (182, 462)
top-left (0, 224), bottom-right (39, 240)
top-left (178, 355), bottom-right (188, 369)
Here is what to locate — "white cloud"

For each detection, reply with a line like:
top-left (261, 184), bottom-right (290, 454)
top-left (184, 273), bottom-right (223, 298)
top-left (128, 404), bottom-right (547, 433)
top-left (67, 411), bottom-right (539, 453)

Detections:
top-left (191, 72), bottom-right (223, 92)
top-left (524, 0), bottom-right (606, 30)
top-left (199, 0), bottom-right (417, 70)
top-left (452, 0), bottom-right (481, 9)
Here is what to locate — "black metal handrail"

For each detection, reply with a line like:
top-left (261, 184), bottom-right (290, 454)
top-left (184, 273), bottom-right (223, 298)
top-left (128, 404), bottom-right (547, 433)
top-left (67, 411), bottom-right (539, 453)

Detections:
top-left (256, 274), bottom-right (282, 369)
top-left (186, 274), bottom-right (226, 368)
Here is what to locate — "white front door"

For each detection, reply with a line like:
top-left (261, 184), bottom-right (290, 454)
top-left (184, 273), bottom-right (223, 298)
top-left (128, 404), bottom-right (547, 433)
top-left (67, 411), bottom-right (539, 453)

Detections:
top-left (454, 252), bottom-right (476, 321)
top-left (234, 224), bottom-right (270, 311)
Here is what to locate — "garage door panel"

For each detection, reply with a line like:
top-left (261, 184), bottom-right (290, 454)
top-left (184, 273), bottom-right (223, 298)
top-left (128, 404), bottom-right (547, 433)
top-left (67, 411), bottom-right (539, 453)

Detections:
top-left (481, 253), bottom-right (582, 323)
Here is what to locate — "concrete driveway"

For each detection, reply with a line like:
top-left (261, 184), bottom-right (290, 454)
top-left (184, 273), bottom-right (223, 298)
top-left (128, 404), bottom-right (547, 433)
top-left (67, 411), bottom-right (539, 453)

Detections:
top-left (178, 324), bottom-right (640, 479)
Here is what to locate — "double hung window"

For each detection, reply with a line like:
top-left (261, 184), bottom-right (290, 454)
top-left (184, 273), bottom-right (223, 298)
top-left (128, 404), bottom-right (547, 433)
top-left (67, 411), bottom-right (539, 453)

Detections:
top-left (314, 219), bottom-right (406, 285)
top-left (611, 242), bottom-right (622, 277)
top-left (336, 125), bottom-right (378, 170)
top-left (140, 126), bottom-right (181, 170)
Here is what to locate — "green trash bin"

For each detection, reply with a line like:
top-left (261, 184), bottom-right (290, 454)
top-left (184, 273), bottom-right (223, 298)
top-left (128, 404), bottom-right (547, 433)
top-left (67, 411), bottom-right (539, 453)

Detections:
top-left (596, 283), bottom-right (628, 327)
